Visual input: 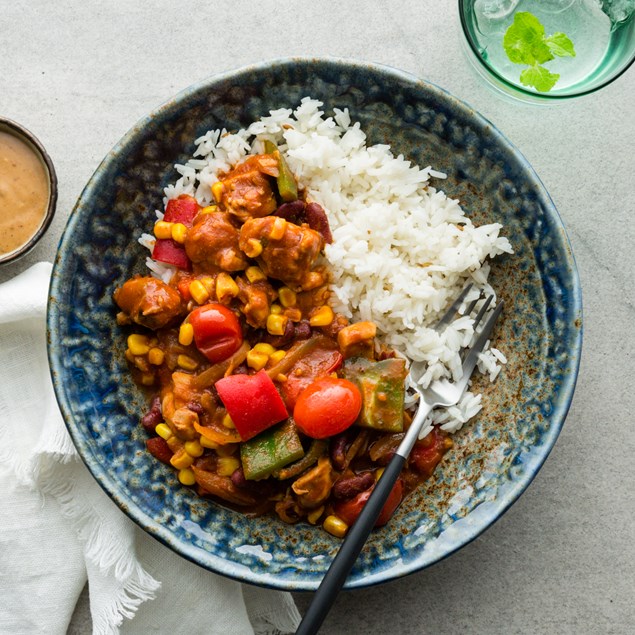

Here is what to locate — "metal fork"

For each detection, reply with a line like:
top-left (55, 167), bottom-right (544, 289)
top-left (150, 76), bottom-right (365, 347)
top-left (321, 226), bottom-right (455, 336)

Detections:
top-left (296, 285), bottom-right (503, 635)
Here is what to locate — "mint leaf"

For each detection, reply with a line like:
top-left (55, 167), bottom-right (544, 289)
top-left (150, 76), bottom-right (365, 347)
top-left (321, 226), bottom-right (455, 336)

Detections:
top-left (545, 32), bottom-right (576, 57)
top-left (520, 65), bottom-right (560, 92)
top-left (503, 12), bottom-right (553, 65)
top-left (503, 11), bottom-right (576, 92)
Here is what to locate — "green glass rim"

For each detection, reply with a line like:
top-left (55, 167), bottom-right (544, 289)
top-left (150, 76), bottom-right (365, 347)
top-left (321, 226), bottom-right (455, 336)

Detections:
top-left (458, 0), bottom-right (635, 100)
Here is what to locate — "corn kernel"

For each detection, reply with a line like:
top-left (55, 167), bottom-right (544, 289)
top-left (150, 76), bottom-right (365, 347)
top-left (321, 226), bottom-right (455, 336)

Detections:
top-left (278, 287), bottom-right (297, 307)
top-left (154, 220), bottom-right (173, 239)
top-left (309, 305), bottom-right (334, 327)
top-left (200, 205), bottom-right (217, 214)
top-left (140, 373), bottom-right (155, 386)
top-left (125, 349), bottom-right (135, 364)
top-left (284, 307), bottom-right (303, 322)
top-left (178, 468), bottom-right (196, 486)
top-left (211, 181), bottom-right (225, 202)
top-left (374, 468), bottom-right (385, 481)
top-left (170, 448), bottom-right (194, 470)
top-left (155, 423), bottom-right (172, 440)
top-left (253, 342), bottom-right (276, 355)
top-left (217, 457), bottom-right (240, 477)
top-left (244, 238), bottom-right (263, 258)
top-left (307, 506), bottom-right (325, 525)
top-left (270, 304), bottom-right (283, 315)
top-left (276, 373), bottom-right (288, 383)
top-left (200, 275), bottom-right (216, 295)
top-left (267, 314), bottom-right (288, 336)
top-left (189, 280), bottom-right (210, 305)
top-left (269, 217), bottom-right (287, 240)
top-left (199, 435), bottom-right (220, 450)
top-left (245, 266), bottom-right (266, 283)
top-left (184, 440), bottom-right (204, 457)
top-left (216, 443), bottom-right (237, 457)
top-left (177, 354), bottom-right (198, 371)
top-left (127, 334), bottom-right (150, 356)
top-left (268, 350), bottom-right (286, 365)
top-left (148, 347), bottom-right (165, 365)
top-left (171, 222), bottom-right (188, 244)
top-left (166, 435), bottom-right (183, 452)
top-left (247, 350), bottom-right (269, 371)
top-left (323, 515), bottom-right (349, 538)
top-left (179, 322), bottom-right (194, 346)
top-left (222, 413), bottom-right (235, 429)
top-left (133, 356), bottom-right (149, 372)
top-left (216, 273), bottom-right (239, 303)
top-left (302, 271), bottom-right (324, 290)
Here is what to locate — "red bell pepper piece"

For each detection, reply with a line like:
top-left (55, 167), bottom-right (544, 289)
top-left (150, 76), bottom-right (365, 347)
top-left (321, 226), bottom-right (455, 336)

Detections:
top-left (150, 195), bottom-right (200, 270)
top-left (215, 370), bottom-right (289, 441)
top-left (176, 276), bottom-right (193, 301)
top-left (152, 238), bottom-right (191, 270)
top-left (163, 194), bottom-right (200, 227)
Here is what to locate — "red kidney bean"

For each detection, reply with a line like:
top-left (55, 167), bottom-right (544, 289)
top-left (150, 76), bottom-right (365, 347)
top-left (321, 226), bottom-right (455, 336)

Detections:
top-left (330, 433), bottom-right (349, 471)
top-left (141, 395), bottom-right (162, 433)
top-left (265, 319), bottom-right (295, 348)
top-left (231, 467), bottom-right (248, 489)
top-left (146, 437), bottom-right (173, 464)
top-left (274, 200), bottom-right (306, 223)
top-left (305, 202), bottom-right (333, 243)
top-left (332, 472), bottom-right (376, 500)
top-left (186, 401), bottom-right (205, 415)
top-left (293, 320), bottom-right (312, 340)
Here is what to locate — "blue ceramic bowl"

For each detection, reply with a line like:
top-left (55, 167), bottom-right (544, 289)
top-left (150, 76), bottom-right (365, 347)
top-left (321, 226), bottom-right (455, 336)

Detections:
top-left (47, 58), bottom-right (582, 591)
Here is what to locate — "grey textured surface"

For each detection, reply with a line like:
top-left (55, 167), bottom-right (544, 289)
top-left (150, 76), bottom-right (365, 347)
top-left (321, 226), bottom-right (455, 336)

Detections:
top-left (2, 1), bottom-right (633, 634)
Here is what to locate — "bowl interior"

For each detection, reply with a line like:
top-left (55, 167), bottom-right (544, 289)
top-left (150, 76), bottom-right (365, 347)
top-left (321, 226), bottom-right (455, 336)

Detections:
top-left (47, 58), bottom-right (581, 591)
top-left (0, 118), bottom-right (57, 264)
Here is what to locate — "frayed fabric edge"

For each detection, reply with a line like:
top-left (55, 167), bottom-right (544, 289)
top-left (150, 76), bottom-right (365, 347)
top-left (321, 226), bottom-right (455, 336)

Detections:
top-left (33, 455), bottom-right (161, 634)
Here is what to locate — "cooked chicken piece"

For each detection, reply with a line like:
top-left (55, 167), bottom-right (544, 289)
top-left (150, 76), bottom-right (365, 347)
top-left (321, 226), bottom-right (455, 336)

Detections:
top-left (239, 217), bottom-right (325, 291)
top-left (236, 276), bottom-right (276, 328)
top-left (185, 211), bottom-right (248, 272)
top-left (216, 155), bottom-right (279, 222)
top-left (114, 276), bottom-right (184, 330)
top-left (168, 406), bottom-right (200, 441)
top-left (292, 456), bottom-right (334, 509)
top-left (337, 321), bottom-right (377, 358)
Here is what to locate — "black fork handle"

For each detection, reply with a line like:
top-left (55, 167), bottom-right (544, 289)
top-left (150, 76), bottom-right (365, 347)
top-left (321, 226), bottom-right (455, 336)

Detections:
top-left (295, 453), bottom-right (406, 635)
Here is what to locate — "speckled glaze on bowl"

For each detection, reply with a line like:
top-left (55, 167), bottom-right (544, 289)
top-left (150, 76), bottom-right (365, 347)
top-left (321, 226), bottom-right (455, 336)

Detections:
top-left (47, 58), bottom-right (582, 591)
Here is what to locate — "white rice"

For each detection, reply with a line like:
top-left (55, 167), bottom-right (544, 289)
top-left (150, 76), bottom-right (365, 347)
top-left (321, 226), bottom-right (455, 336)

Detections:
top-left (144, 97), bottom-right (513, 436)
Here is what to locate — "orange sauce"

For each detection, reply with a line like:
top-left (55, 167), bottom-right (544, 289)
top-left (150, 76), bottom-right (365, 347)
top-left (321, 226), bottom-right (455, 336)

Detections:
top-left (0, 130), bottom-right (50, 255)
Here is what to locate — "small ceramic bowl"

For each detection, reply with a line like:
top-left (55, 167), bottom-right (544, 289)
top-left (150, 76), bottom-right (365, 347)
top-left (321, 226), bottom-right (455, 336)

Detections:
top-left (0, 117), bottom-right (58, 265)
top-left (47, 58), bottom-right (582, 591)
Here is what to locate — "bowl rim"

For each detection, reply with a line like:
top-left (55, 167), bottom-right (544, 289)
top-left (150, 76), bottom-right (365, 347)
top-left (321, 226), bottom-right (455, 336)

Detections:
top-left (0, 116), bottom-right (58, 264)
top-left (458, 0), bottom-right (635, 101)
top-left (47, 56), bottom-right (583, 591)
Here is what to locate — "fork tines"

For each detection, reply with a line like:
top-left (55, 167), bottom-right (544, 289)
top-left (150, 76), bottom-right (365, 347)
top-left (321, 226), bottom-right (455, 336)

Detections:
top-left (435, 283), bottom-right (497, 333)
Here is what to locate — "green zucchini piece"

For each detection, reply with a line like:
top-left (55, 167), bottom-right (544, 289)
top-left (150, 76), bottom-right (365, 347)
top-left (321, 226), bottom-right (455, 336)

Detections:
top-left (342, 357), bottom-right (407, 432)
top-left (263, 139), bottom-right (298, 202)
top-left (240, 419), bottom-right (304, 480)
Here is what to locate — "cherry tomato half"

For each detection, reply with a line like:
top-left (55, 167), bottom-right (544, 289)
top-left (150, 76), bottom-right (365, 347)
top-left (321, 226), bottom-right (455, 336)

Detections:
top-left (410, 427), bottom-right (452, 477)
top-left (188, 303), bottom-right (243, 363)
top-left (293, 377), bottom-right (361, 439)
top-left (333, 477), bottom-right (403, 528)
top-left (281, 342), bottom-right (343, 410)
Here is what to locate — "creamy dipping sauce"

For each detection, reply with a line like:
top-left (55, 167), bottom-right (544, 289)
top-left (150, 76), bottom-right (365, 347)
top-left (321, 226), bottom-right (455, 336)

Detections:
top-left (0, 130), bottom-right (50, 255)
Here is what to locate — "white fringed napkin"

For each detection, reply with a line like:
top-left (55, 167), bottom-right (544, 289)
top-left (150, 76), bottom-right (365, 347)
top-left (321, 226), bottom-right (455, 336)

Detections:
top-left (0, 262), bottom-right (301, 635)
